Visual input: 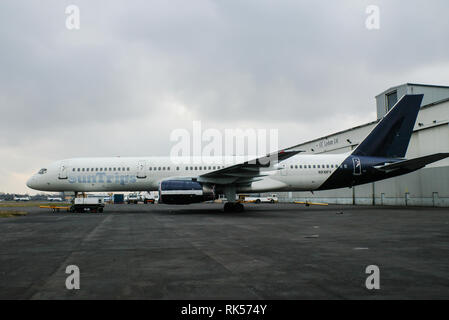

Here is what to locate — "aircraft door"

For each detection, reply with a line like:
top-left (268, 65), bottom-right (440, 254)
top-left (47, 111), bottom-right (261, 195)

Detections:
top-left (136, 160), bottom-right (147, 179)
top-left (280, 164), bottom-right (287, 176)
top-left (352, 157), bottom-right (361, 175)
top-left (58, 162), bottom-right (68, 179)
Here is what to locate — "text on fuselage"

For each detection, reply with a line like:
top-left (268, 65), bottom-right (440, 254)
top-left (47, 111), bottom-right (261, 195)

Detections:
top-left (68, 173), bottom-right (138, 185)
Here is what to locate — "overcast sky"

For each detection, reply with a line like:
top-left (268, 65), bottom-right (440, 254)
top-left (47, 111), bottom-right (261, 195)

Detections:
top-left (1, 0), bottom-right (449, 194)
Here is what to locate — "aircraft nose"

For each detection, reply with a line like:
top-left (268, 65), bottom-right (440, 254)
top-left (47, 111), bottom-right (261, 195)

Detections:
top-left (26, 176), bottom-right (36, 189)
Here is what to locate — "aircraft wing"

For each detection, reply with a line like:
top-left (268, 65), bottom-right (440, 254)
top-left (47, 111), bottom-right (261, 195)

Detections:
top-left (374, 153), bottom-right (449, 172)
top-left (197, 148), bottom-right (304, 185)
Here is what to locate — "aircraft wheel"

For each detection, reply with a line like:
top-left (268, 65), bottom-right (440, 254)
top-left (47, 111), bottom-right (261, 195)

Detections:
top-left (235, 203), bottom-right (244, 212)
top-left (224, 202), bottom-right (233, 212)
top-left (224, 202), bottom-right (244, 212)
top-left (255, 199), bottom-right (261, 204)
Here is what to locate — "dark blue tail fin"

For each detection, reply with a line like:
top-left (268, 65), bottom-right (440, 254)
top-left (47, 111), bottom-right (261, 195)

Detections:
top-left (352, 94), bottom-right (423, 158)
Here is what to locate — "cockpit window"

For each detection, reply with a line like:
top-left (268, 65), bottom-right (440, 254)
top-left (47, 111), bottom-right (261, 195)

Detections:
top-left (38, 168), bottom-right (47, 175)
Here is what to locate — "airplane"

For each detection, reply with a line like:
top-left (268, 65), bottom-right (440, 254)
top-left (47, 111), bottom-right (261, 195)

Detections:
top-left (13, 195), bottom-right (30, 201)
top-left (27, 94), bottom-right (449, 212)
top-left (47, 196), bottom-right (63, 202)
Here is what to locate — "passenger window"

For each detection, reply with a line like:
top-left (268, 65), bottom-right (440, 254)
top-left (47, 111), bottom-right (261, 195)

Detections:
top-left (208, 166), bottom-right (211, 170)
top-left (113, 167), bottom-right (116, 171)
top-left (195, 167), bottom-right (198, 170)
top-left (77, 168), bottom-right (80, 172)
top-left (86, 168), bottom-right (89, 172)
top-left (149, 167), bottom-right (152, 171)
top-left (118, 168), bottom-right (121, 171)
top-left (72, 168), bottom-right (75, 172)
top-left (127, 168), bottom-right (130, 171)
top-left (295, 165), bottom-right (298, 169)
top-left (190, 167), bottom-right (193, 170)
top-left (158, 167), bottom-right (161, 171)
top-left (82, 168), bottom-right (85, 172)
top-left (313, 165), bottom-right (316, 169)
top-left (176, 167), bottom-right (179, 171)
top-left (185, 167), bottom-right (189, 170)
top-left (317, 165), bottom-right (320, 169)
top-left (162, 167), bottom-right (165, 170)
top-left (213, 166), bottom-right (216, 170)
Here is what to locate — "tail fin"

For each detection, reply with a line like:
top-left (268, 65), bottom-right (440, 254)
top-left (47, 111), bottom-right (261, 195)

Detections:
top-left (352, 94), bottom-right (423, 158)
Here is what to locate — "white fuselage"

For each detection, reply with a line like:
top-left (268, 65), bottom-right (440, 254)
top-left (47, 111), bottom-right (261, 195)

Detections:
top-left (26, 154), bottom-right (350, 193)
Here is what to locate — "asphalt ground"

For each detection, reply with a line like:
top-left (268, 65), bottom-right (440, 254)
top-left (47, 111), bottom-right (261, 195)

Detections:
top-left (0, 202), bottom-right (448, 299)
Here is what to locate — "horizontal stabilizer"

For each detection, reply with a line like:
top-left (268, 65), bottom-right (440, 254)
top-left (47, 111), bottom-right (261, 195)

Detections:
top-left (374, 153), bottom-right (449, 172)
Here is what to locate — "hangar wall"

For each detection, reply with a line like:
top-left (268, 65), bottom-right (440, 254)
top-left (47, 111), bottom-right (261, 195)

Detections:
top-left (276, 84), bottom-right (449, 207)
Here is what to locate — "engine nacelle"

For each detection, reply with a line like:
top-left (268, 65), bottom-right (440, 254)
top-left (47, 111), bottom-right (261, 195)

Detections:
top-left (158, 180), bottom-right (215, 204)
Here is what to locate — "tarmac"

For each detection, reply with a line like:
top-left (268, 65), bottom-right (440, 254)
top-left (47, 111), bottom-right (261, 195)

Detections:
top-left (0, 202), bottom-right (448, 299)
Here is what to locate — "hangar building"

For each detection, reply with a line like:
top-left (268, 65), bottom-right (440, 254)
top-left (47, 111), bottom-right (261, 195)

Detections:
top-left (279, 83), bottom-right (449, 207)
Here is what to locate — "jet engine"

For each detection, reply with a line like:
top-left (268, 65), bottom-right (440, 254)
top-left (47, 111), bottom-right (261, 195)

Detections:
top-left (158, 180), bottom-right (215, 204)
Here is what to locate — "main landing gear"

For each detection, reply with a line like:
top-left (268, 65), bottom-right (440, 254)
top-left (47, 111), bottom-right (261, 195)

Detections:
top-left (224, 202), bottom-right (245, 212)
top-left (223, 186), bottom-right (244, 212)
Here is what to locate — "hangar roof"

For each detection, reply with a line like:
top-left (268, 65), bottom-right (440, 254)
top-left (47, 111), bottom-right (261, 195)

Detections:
top-left (376, 83), bottom-right (449, 98)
